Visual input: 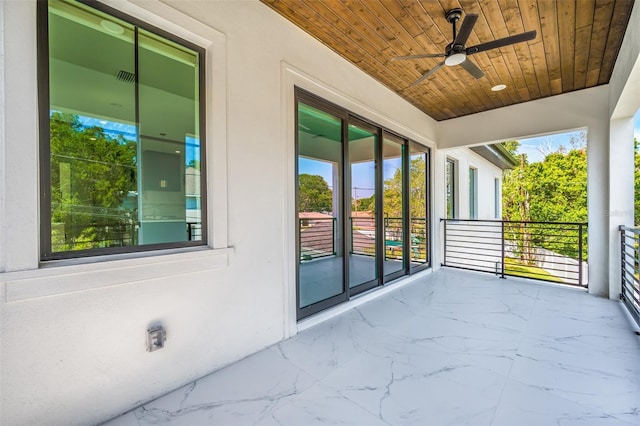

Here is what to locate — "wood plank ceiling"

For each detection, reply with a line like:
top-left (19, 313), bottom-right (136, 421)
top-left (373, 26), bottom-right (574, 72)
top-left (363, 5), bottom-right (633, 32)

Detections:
top-left (261, 0), bottom-right (634, 121)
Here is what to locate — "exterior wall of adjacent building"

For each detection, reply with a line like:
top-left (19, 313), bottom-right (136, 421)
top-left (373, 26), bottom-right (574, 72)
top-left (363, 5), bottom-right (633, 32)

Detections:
top-left (439, 147), bottom-right (504, 221)
top-left (1, 1), bottom-right (638, 425)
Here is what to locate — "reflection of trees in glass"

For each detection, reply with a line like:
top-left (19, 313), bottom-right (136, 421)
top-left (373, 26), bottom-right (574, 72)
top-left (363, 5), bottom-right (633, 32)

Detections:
top-left (383, 156), bottom-right (426, 219)
top-left (298, 174), bottom-right (332, 213)
top-left (50, 112), bottom-right (137, 251)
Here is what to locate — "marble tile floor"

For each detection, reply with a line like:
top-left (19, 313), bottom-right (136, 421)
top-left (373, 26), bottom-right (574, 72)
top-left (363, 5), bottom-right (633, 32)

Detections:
top-left (104, 269), bottom-right (640, 426)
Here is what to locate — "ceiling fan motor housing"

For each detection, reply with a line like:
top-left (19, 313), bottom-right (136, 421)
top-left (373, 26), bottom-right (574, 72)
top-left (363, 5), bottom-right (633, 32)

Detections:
top-left (445, 8), bottom-right (463, 24)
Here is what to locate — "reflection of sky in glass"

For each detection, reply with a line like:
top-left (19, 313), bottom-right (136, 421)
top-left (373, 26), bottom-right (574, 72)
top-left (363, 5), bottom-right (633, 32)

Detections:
top-left (185, 136), bottom-right (200, 166)
top-left (76, 115), bottom-right (137, 142)
top-left (351, 162), bottom-right (375, 198)
top-left (384, 157), bottom-right (402, 180)
top-left (56, 112), bottom-right (201, 167)
top-left (299, 156), bottom-right (404, 200)
top-left (299, 157), bottom-right (334, 189)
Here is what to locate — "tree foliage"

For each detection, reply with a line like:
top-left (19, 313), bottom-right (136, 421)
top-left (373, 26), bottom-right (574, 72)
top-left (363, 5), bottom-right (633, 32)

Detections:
top-left (348, 156), bottom-right (427, 218)
top-left (372, 155), bottom-right (427, 220)
top-left (635, 138), bottom-right (640, 226)
top-left (298, 174), bottom-right (333, 213)
top-left (502, 143), bottom-right (587, 261)
top-left (50, 112), bottom-right (137, 251)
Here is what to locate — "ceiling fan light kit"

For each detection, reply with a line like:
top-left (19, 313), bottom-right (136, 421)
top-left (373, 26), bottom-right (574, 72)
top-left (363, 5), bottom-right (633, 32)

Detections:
top-left (445, 53), bottom-right (466, 66)
top-left (393, 8), bottom-right (537, 87)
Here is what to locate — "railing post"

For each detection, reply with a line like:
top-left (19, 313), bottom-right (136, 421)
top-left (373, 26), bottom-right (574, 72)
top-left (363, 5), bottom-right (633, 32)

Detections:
top-left (501, 220), bottom-right (505, 279)
top-left (620, 226), bottom-right (626, 301)
top-left (441, 218), bottom-right (447, 266)
top-left (578, 223), bottom-right (583, 287)
top-left (333, 217), bottom-right (337, 256)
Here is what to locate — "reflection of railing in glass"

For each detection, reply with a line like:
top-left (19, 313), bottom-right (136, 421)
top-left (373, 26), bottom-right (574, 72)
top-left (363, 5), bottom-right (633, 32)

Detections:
top-left (51, 219), bottom-right (137, 252)
top-left (187, 222), bottom-right (202, 241)
top-left (299, 218), bottom-right (336, 261)
top-left (350, 217), bottom-right (427, 262)
top-left (298, 216), bottom-right (428, 264)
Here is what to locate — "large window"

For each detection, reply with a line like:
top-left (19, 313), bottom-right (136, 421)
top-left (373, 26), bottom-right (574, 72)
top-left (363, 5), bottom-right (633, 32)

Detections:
top-left (39, 0), bottom-right (205, 259)
top-left (446, 158), bottom-right (456, 219)
top-left (494, 178), bottom-right (500, 219)
top-left (469, 167), bottom-right (477, 219)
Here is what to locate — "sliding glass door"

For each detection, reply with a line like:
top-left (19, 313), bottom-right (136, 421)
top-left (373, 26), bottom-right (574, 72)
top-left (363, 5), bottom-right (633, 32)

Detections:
top-left (297, 101), bottom-right (346, 311)
top-left (296, 89), bottom-right (430, 319)
top-left (409, 143), bottom-right (429, 271)
top-left (383, 133), bottom-right (406, 279)
top-left (348, 120), bottom-right (378, 291)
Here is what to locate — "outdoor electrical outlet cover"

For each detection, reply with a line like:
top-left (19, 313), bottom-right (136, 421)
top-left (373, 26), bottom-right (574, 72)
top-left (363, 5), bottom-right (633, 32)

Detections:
top-left (147, 326), bottom-right (166, 352)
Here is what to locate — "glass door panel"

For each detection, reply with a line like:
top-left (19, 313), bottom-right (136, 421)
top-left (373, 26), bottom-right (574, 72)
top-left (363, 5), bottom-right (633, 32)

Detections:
top-left (297, 102), bottom-right (344, 309)
top-left (348, 122), bottom-right (378, 289)
top-left (383, 135), bottom-right (405, 276)
top-left (409, 144), bottom-right (429, 268)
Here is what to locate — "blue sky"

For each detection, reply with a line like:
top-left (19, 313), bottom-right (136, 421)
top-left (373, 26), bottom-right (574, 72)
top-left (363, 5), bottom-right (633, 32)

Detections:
top-left (299, 156), bottom-right (401, 199)
top-left (518, 109), bottom-right (640, 162)
top-left (75, 114), bottom-right (200, 165)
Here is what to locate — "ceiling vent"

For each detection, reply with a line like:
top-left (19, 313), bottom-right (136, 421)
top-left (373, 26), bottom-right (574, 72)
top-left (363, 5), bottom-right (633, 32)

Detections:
top-left (116, 70), bottom-right (135, 83)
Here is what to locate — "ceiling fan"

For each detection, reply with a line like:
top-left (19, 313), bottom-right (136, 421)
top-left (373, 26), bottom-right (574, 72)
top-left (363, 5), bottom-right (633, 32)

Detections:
top-left (392, 8), bottom-right (536, 86)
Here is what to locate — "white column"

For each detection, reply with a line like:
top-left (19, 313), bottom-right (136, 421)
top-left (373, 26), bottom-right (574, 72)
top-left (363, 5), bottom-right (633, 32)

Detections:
top-left (608, 117), bottom-right (636, 300)
top-left (587, 120), bottom-right (610, 296)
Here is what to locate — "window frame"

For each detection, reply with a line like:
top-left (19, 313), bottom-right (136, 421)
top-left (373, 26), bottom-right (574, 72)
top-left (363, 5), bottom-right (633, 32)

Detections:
top-left (37, 0), bottom-right (208, 260)
top-left (445, 158), bottom-right (456, 219)
top-left (294, 87), bottom-right (432, 320)
top-left (469, 166), bottom-right (478, 219)
top-left (494, 177), bottom-right (501, 219)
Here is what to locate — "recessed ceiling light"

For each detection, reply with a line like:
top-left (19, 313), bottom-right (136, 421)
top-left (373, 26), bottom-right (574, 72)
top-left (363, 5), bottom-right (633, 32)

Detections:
top-left (100, 20), bottom-right (124, 35)
top-left (491, 84), bottom-right (507, 92)
top-left (175, 150), bottom-right (181, 154)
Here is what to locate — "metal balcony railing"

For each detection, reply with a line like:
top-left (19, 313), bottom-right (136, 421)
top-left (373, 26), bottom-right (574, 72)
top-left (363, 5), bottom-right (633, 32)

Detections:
top-left (299, 216), bottom-right (428, 263)
top-left (187, 222), bottom-right (202, 241)
top-left (51, 221), bottom-right (138, 252)
top-left (299, 218), bottom-right (336, 261)
top-left (619, 226), bottom-right (640, 326)
top-left (442, 219), bottom-right (588, 287)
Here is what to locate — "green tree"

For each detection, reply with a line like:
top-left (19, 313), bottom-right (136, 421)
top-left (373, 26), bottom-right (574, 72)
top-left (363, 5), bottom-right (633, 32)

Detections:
top-left (298, 174), bottom-right (333, 212)
top-left (382, 156), bottom-right (427, 219)
top-left (502, 144), bottom-right (587, 261)
top-left (502, 140), bottom-right (520, 156)
top-left (355, 194), bottom-right (375, 212)
top-left (50, 112), bottom-right (137, 251)
top-left (635, 138), bottom-right (640, 226)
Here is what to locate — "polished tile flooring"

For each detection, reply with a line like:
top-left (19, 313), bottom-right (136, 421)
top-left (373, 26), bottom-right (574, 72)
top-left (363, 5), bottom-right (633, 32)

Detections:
top-left (104, 269), bottom-right (640, 426)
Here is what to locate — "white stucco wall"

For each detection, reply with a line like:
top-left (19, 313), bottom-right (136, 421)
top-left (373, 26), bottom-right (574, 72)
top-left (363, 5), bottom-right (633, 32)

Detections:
top-left (0, 1), bottom-right (442, 425)
top-left (2, 0), bottom-right (639, 424)
top-left (440, 148), bottom-right (503, 220)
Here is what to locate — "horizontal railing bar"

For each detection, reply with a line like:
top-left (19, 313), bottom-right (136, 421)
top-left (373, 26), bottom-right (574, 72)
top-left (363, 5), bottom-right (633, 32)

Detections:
top-left (442, 218), bottom-right (588, 226)
top-left (622, 283), bottom-right (640, 297)
top-left (619, 225), bottom-right (640, 234)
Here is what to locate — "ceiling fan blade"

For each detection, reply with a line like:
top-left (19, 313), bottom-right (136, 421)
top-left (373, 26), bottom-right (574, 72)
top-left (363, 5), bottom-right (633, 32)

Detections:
top-left (392, 53), bottom-right (446, 61)
top-left (459, 58), bottom-right (484, 79)
top-left (466, 30), bottom-right (537, 54)
top-left (410, 61), bottom-right (445, 86)
top-left (453, 14), bottom-right (478, 47)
